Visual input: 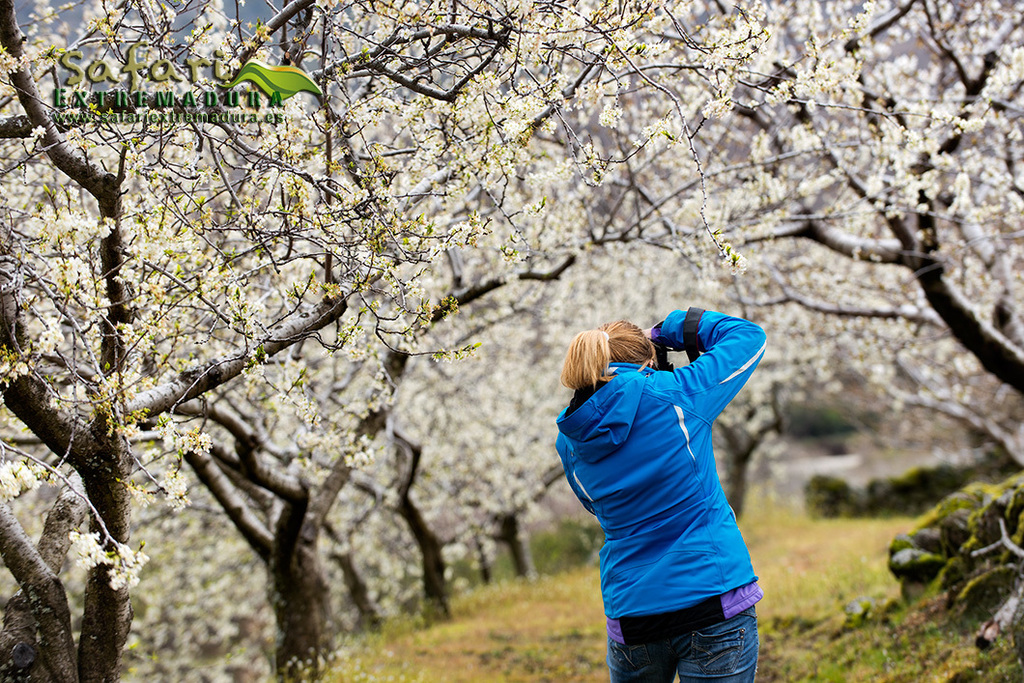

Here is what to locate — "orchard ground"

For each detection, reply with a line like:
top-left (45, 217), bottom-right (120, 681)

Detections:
top-left (330, 493), bottom-right (1021, 682)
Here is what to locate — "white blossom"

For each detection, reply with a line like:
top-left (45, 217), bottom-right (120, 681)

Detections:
top-left (0, 461), bottom-right (43, 502)
top-left (69, 531), bottom-right (150, 591)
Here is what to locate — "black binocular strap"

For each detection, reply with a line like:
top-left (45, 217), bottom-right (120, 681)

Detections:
top-left (683, 307), bottom-right (704, 364)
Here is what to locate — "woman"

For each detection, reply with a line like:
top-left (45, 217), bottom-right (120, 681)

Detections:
top-left (555, 307), bottom-right (766, 682)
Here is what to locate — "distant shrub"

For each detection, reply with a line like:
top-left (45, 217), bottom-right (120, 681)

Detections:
top-left (786, 404), bottom-right (859, 439)
top-left (865, 465), bottom-right (965, 515)
top-left (806, 451), bottom-right (1019, 519)
top-left (531, 519), bottom-right (603, 575)
top-left (805, 475), bottom-right (860, 518)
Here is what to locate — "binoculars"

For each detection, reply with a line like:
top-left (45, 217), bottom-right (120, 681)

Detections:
top-left (651, 307), bottom-right (704, 372)
top-left (652, 341), bottom-right (675, 372)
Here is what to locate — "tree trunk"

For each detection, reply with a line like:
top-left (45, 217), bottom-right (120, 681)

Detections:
top-left (0, 592), bottom-right (42, 683)
top-left (77, 441), bottom-right (134, 683)
top-left (717, 422), bottom-right (757, 520)
top-left (271, 500), bottom-right (330, 682)
top-left (718, 394), bottom-right (783, 520)
top-left (724, 449), bottom-right (753, 519)
top-left (392, 430), bottom-right (449, 617)
top-left (398, 496), bottom-right (449, 618)
top-left (333, 551), bottom-right (382, 631)
top-left (0, 476), bottom-right (87, 683)
top-left (272, 538), bottom-right (330, 681)
top-left (498, 514), bottom-right (536, 579)
top-left (474, 538), bottom-right (492, 585)
top-left (0, 582), bottom-right (77, 683)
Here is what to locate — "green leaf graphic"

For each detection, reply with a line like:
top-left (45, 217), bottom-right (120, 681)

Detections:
top-left (225, 60), bottom-right (323, 100)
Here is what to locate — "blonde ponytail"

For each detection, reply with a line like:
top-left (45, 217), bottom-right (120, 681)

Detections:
top-left (560, 329), bottom-right (611, 389)
top-left (560, 321), bottom-right (657, 390)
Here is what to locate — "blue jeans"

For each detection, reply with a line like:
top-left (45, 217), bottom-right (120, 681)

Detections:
top-left (607, 607), bottom-right (758, 682)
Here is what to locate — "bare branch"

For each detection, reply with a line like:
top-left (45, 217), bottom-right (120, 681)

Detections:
top-left (0, 502), bottom-right (77, 681)
top-left (37, 473), bottom-right (88, 572)
top-left (917, 266), bottom-right (1024, 396)
top-left (764, 269), bottom-right (943, 326)
top-left (896, 357), bottom-right (1024, 465)
top-left (312, 23), bottom-right (520, 82)
top-left (0, 115), bottom-right (31, 139)
top-left (176, 402), bottom-right (307, 503)
top-left (437, 255), bottom-right (577, 322)
top-left (542, 463), bottom-right (565, 489)
top-left (976, 576), bottom-right (1022, 651)
top-left (0, 256), bottom-right (85, 466)
top-left (790, 220), bottom-right (905, 264)
top-left (183, 446), bottom-right (274, 560)
top-left (236, 0), bottom-right (317, 66)
top-left (844, 0), bottom-right (919, 53)
top-left (127, 295), bottom-right (349, 418)
top-left (0, 0), bottom-right (118, 209)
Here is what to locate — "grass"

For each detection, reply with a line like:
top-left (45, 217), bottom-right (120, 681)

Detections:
top-left (332, 566), bottom-right (606, 682)
top-left (742, 495), bottom-right (909, 622)
top-left (329, 496), bottom-right (1022, 682)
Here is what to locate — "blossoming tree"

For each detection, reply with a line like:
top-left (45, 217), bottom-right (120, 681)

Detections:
top-left (657, 0), bottom-right (1024, 460)
top-left (0, 0), bottom-right (773, 679)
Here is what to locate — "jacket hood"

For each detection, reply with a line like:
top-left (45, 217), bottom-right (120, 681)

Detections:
top-left (556, 364), bottom-right (651, 462)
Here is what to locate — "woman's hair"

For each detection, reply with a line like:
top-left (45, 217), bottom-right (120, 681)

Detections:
top-left (560, 320), bottom-right (657, 390)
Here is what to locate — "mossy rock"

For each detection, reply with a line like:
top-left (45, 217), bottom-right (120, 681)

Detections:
top-left (954, 565), bottom-right (1017, 621)
top-left (1012, 595), bottom-right (1024, 671)
top-left (889, 533), bottom-right (915, 557)
top-left (891, 473), bottom-right (1024, 596)
top-left (1014, 510), bottom-right (1024, 549)
top-left (889, 547), bottom-right (947, 584)
top-left (843, 596), bottom-right (876, 629)
top-left (994, 470), bottom-right (1024, 495)
top-left (888, 464), bottom-right (961, 491)
top-left (966, 489), bottom-right (1017, 552)
top-left (912, 487), bottom-right (990, 534)
top-left (1002, 484), bottom-right (1024, 541)
top-left (1004, 489), bottom-right (1024, 547)
top-left (910, 527), bottom-right (943, 555)
top-left (939, 508), bottom-right (974, 557)
top-left (938, 555), bottom-right (968, 591)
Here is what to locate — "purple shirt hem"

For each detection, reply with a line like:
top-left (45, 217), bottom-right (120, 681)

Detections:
top-left (605, 581), bottom-right (762, 644)
top-left (606, 617), bottom-right (624, 644)
top-left (722, 581), bottom-right (763, 619)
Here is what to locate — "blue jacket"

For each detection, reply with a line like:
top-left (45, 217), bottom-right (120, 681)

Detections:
top-left (555, 310), bottom-right (766, 618)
